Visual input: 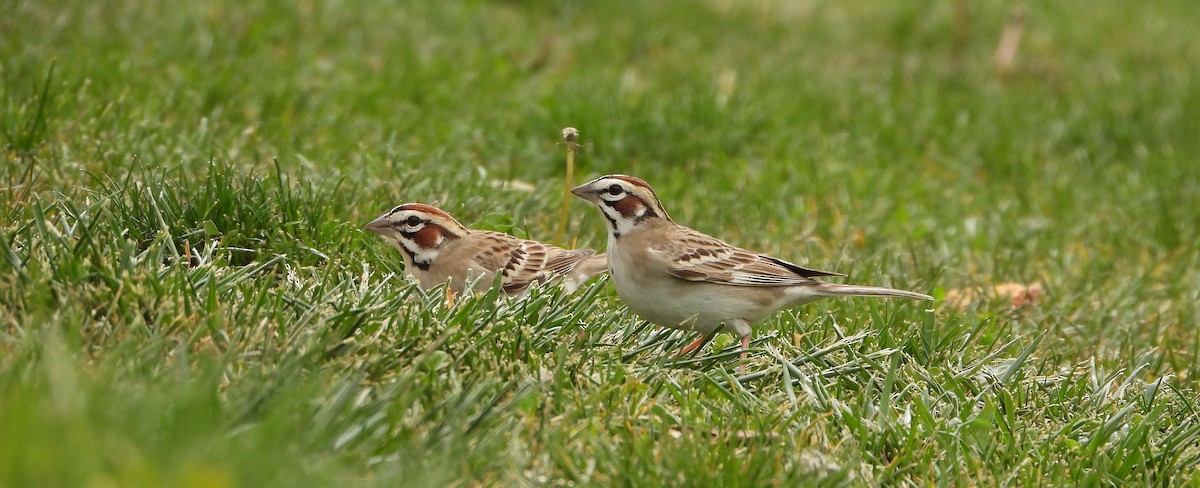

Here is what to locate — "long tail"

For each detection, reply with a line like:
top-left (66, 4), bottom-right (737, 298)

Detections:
top-left (571, 253), bottom-right (609, 278)
top-left (817, 283), bottom-right (934, 301)
top-left (561, 254), bottom-right (609, 293)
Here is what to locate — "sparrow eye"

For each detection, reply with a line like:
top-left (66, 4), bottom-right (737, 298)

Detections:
top-left (405, 216), bottom-right (423, 227)
top-left (607, 184), bottom-right (624, 196)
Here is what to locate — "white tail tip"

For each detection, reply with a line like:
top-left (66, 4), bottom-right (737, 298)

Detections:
top-left (818, 284), bottom-right (934, 301)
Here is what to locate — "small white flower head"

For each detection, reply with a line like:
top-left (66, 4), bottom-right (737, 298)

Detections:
top-left (561, 127), bottom-right (579, 144)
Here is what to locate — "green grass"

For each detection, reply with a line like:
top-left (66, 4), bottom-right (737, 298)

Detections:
top-left (3, 0), bottom-right (1200, 485)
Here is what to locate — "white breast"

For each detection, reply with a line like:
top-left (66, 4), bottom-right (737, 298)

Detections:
top-left (607, 233), bottom-right (770, 335)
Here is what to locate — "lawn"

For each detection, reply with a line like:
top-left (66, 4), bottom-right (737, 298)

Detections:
top-left (3, 0), bottom-right (1199, 485)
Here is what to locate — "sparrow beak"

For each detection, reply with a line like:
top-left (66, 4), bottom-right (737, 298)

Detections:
top-left (364, 216), bottom-right (392, 235)
top-left (569, 183), bottom-right (593, 200)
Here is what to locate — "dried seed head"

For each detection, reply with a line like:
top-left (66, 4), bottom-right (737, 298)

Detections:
top-left (561, 127), bottom-right (579, 144)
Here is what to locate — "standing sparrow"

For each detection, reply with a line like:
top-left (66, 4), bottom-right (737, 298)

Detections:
top-left (365, 203), bottom-right (607, 296)
top-left (570, 175), bottom-right (932, 362)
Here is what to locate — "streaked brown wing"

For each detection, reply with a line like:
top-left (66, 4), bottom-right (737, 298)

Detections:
top-left (660, 227), bottom-right (843, 287)
top-left (471, 231), bottom-right (597, 293)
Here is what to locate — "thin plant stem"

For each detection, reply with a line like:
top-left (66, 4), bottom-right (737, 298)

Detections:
top-left (554, 127), bottom-right (580, 245)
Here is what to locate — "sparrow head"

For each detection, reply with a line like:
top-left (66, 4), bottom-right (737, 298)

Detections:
top-left (570, 175), bottom-right (671, 237)
top-left (364, 203), bottom-right (468, 270)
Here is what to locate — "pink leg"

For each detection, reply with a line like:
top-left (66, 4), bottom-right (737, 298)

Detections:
top-left (737, 335), bottom-right (751, 373)
top-left (675, 335), bottom-right (709, 357)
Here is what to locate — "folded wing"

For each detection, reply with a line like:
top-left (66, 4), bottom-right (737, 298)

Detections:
top-left (472, 231), bottom-right (599, 294)
top-left (658, 227), bottom-right (843, 287)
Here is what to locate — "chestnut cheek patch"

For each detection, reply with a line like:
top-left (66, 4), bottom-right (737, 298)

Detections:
top-left (413, 225), bottom-right (444, 249)
top-left (613, 196), bottom-right (644, 219)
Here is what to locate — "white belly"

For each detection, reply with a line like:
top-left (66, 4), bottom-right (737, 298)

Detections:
top-left (607, 236), bottom-right (778, 336)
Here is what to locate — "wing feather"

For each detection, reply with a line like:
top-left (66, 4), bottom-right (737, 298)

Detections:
top-left (471, 231), bottom-right (599, 294)
top-left (660, 227), bottom-right (843, 287)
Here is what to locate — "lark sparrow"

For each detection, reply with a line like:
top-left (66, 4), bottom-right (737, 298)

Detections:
top-left (570, 175), bottom-right (933, 361)
top-left (365, 203), bottom-right (608, 296)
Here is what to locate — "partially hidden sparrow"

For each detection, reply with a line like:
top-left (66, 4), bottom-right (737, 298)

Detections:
top-left (365, 203), bottom-right (607, 296)
top-left (570, 175), bottom-right (933, 362)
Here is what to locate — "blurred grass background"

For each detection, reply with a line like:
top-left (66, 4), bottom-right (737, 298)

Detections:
top-left (2, 0), bottom-right (1199, 485)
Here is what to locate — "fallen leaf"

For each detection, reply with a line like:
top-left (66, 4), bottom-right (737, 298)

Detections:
top-left (944, 282), bottom-right (1043, 310)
